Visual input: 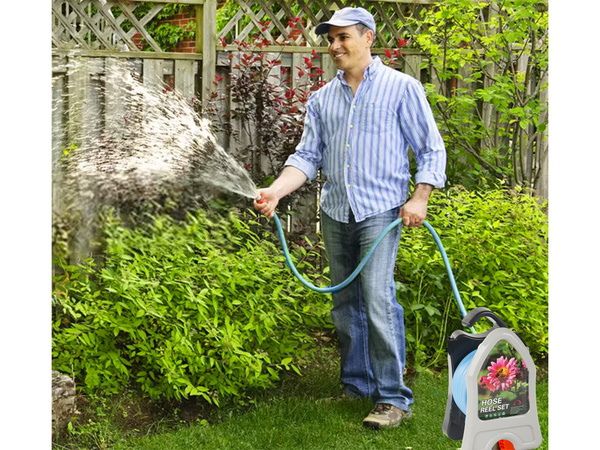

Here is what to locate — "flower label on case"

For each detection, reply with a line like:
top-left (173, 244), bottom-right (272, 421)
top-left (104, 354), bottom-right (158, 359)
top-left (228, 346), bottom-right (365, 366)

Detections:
top-left (477, 340), bottom-right (530, 420)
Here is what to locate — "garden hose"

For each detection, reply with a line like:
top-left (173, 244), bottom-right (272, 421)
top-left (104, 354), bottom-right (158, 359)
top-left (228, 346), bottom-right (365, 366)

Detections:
top-left (269, 210), bottom-right (471, 321)
top-left (451, 349), bottom-right (477, 414)
top-left (258, 197), bottom-right (479, 416)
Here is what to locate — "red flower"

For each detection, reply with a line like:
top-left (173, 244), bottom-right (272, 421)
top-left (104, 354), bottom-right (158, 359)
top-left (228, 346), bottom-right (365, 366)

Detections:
top-left (302, 57), bottom-right (314, 69)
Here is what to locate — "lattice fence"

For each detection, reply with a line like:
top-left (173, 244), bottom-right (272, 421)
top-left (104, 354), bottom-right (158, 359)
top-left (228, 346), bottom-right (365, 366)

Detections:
top-left (53, 0), bottom-right (173, 52)
top-left (52, 0), bottom-right (444, 104)
top-left (52, 0), bottom-right (435, 52)
top-left (216, 0), bottom-right (431, 49)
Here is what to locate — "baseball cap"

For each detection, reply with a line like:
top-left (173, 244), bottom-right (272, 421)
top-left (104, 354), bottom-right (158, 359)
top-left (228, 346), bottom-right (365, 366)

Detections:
top-left (315, 7), bottom-right (376, 36)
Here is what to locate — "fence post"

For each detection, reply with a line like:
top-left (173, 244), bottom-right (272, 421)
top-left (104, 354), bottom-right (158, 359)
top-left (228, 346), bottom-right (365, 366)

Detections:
top-left (199, 0), bottom-right (217, 104)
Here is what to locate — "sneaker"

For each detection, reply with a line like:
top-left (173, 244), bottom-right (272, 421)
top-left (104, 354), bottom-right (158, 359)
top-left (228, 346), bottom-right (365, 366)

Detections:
top-left (363, 403), bottom-right (412, 429)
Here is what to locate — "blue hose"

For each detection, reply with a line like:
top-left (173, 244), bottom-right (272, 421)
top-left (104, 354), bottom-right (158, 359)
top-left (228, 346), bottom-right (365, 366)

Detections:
top-left (452, 349), bottom-right (477, 414)
top-left (272, 212), bottom-right (470, 320)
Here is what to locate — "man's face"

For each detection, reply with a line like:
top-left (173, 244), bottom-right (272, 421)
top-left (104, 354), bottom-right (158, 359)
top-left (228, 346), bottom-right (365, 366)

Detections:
top-left (327, 25), bottom-right (373, 71)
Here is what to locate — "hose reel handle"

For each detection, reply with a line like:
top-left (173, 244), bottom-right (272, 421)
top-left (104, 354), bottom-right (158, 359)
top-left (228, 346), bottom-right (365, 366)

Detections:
top-left (461, 306), bottom-right (509, 329)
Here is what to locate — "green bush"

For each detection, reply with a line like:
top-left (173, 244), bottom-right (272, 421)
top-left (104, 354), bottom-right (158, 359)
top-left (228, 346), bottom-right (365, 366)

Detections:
top-left (397, 186), bottom-right (548, 370)
top-left (53, 186), bottom-right (548, 400)
top-left (52, 208), bottom-right (331, 404)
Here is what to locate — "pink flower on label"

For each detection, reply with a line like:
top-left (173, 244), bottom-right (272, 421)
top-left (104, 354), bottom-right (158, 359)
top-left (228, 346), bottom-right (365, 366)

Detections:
top-left (486, 356), bottom-right (520, 392)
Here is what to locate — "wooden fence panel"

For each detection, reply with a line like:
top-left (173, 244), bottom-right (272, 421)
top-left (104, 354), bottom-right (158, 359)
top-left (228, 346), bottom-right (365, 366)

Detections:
top-left (174, 59), bottom-right (196, 102)
top-left (402, 54), bottom-right (421, 79)
top-left (54, 55), bottom-right (204, 152)
top-left (142, 59), bottom-right (164, 88)
top-left (104, 58), bottom-right (127, 137)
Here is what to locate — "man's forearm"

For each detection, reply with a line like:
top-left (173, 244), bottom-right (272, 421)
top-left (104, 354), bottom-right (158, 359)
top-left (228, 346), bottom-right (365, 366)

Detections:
top-left (412, 183), bottom-right (434, 201)
top-left (269, 166), bottom-right (308, 200)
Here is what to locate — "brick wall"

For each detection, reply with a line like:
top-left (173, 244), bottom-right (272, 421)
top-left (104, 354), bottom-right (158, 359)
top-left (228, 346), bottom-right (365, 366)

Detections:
top-left (130, 7), bottom-right (197, 52)
top-left (166, 9), bottom-right (197, 53)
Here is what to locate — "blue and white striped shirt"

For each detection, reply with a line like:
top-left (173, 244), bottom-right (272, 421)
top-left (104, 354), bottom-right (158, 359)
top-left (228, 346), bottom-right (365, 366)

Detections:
top-left (285, 56), bottom-right (446, 223)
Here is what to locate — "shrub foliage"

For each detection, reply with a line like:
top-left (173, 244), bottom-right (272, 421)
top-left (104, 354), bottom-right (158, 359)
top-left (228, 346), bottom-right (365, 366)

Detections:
top-left (53, 208), bottom-right (331, 404)
top-left (53, 186), bottom-right (548, 402)
top-left (397, 185), bottom-right (548, 370)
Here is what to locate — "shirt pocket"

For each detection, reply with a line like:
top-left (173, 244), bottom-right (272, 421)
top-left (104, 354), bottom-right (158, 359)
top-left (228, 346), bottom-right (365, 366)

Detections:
top-left (358, 103), bottom-right (394, 134)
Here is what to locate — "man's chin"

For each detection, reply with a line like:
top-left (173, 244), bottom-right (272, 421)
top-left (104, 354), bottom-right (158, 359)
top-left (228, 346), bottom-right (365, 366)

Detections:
top-left (332, 58), bottom-right (345, 69)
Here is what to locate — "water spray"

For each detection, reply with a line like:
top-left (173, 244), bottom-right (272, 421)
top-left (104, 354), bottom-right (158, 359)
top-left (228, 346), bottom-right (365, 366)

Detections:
top-left (257, 195), bottom-right (542, 450)
top-left (59, 57), bottom-right (259, 206)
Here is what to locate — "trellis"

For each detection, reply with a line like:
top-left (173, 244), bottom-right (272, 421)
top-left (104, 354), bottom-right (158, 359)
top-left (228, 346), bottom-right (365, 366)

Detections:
top-left (216, 0), bottom-right (431, 48)
top-left (52, 0), bottom-right (445, 102)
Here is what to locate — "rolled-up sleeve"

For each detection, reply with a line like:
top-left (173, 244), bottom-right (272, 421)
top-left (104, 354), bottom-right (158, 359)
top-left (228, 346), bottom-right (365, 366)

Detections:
top-left (284, 93), bottom-right (324, 181)
top-left (398, 79), bottom-right (447, 188)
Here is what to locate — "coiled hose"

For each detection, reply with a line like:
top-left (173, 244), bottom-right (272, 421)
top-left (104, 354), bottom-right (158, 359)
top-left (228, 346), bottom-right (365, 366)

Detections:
top-left (272, 212), bottom-right (469, 318)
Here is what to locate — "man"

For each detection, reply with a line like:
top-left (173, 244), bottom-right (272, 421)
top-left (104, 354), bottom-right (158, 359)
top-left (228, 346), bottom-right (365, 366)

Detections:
top-left (254, 7), bottom-right (446, 429)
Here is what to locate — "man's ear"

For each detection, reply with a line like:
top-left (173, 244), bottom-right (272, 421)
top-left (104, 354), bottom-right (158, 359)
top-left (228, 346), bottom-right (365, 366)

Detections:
top-left (367, 30), bottom-right (374, 47)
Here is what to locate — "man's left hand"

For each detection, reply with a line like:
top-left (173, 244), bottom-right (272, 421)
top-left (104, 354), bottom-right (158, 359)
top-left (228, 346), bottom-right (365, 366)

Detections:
top-left (399, 183), bottom-right (434, 227)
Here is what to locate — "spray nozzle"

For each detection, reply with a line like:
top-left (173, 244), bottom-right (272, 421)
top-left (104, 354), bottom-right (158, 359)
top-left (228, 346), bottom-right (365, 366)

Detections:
top-left (256, 194), bottom-right (266, 204)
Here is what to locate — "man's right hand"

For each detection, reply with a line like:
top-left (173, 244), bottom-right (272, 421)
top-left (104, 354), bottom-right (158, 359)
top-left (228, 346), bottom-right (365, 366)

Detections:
top-left (252, 166), bottom-right (308, 219)
top-left (253, 188), bottom-right (279, 219)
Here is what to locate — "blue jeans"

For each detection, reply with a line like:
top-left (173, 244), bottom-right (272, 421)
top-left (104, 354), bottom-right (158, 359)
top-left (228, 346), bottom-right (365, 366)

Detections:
top-left (322, 207), bottom-right (414, 411)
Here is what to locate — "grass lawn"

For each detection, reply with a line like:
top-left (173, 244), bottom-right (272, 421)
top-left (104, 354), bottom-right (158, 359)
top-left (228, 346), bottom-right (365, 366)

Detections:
top-left (113, 346), bottom-right (548, 450)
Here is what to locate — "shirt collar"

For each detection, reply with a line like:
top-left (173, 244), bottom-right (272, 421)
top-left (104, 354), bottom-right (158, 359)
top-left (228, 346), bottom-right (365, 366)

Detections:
top-left (336, 56), bottom-right (382, 83)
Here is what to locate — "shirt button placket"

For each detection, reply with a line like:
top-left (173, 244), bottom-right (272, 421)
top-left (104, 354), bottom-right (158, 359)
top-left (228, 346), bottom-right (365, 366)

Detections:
top-left (346, 101), bottom-right (356, 195)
